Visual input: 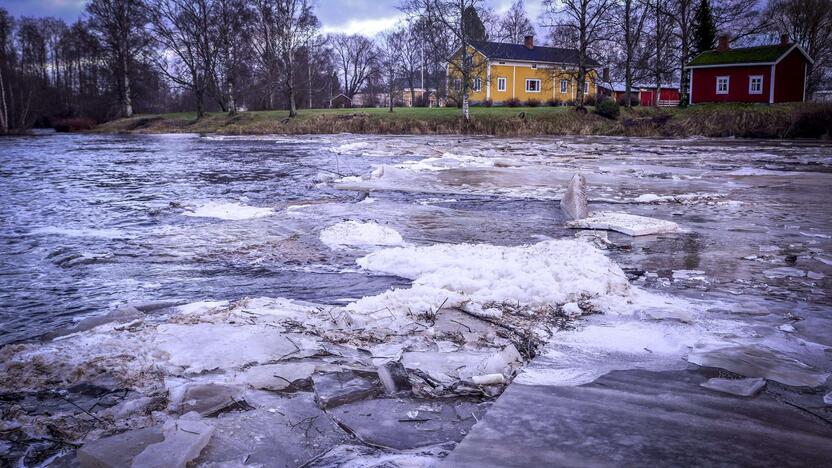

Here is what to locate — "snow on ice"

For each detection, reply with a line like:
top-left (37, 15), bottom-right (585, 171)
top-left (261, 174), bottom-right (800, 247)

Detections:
top-left (183, 201), bottom-right (274, 220)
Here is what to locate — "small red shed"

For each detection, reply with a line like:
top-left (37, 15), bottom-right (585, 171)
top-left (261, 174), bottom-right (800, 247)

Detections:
top-left (686, 35), bottom-right (813, 104)
top-left (638, 86), bottom-right (681, 107)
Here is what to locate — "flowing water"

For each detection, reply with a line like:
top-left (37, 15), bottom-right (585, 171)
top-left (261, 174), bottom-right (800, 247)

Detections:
top-left (1, 132), bottom-right (831, 352)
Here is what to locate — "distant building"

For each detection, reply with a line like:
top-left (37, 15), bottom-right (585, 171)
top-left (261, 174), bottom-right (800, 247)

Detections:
top-left (597, 82), bottom-right (639, 104)
top-left (448, 35), bottom-right (600, 104)
top-left (686, 35), bottom-right (813, 104)
top-left (637, 85), bottom-right (681, 107)
top-left (329, 94), bottom-right (351, 108)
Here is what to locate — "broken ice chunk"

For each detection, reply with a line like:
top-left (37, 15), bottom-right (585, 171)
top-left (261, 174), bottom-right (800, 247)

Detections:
top-left (174, 383), bottom-right (245, 417)
top-left (377, 361), bottom-right (411, 394)
top-left (483, 344), bottom-right (523, 375)
top-left (778, 324), bottom-right (796, 333)
top-left (472, 374), bottom-right (506, 385)
top-left (236, 362), bottom-right (317, 392)
top-left (567, 211), bottom-right (679, 236)
top-left (312, 370), bottom-right (379, 409)
top-left (825, 391), bottom-right (832, 405)
top-left (131, 414), bottom-right (214, 468)
top-left (560, 173), bottom-right (589, 221)
top-left (687, 345), bottom-right (829, 388)
top-left (77, 426), bottom-right (164, 468)
top-left (700, 377), bottom-right (766, 397)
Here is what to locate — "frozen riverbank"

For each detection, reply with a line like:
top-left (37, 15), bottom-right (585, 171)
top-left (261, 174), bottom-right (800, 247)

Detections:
top-left (1, 133), bottom-right (831, 466)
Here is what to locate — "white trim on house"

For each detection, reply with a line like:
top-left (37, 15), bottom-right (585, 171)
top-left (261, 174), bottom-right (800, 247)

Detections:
top-left (560, 79), bottom-right (568, 93)
top-left (775, 44), bottom-right (814, 65)
top-left (472, 77), bottom-right (482, 92)
top-left (769, 65), bottom-right (776, 103)
top-left (803, 62), bottom-right (808, 102)
top-left (525, 78), bottom-right (542, 93)
top-left (716, 76), bottom-right (730, 94)
top-left (497, 77), bottom-right (507, 92)
top-left (748, 75), bottom-right (764, 94)
top-left (685, 44), bottom-right (815, 70)
top-left (486, 63), bottom-right (492, 100)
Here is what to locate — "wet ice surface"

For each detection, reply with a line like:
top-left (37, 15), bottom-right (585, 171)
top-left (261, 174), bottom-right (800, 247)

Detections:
top-left (1, 134), bottom-right (832, 466)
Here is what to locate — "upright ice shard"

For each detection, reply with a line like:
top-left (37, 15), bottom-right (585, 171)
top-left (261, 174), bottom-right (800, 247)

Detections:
top-left (560, 173), bottom-right (589, 221)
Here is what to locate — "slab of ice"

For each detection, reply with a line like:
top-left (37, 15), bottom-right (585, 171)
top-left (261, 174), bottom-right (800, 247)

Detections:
top-left (687, 345), bottom-right (830, 388)
top-left (77, 426), bottom-right (164, 468)
top-left (312, 370), bottom-right (380, 409)
top-left (319, 220), bottom-right (404, 249)
top-left (377, 361), bottom-right (412, 394)
top-left (174, 383), bottom-right (245, 416)
top-left (560, 173), bottom-right (589, 220)
top-left (567, 211), bottom-right (679, 236)
top-left (350, 240), bottom-right (631, 321)
top-left (236, 362), bottom-right (318, 391)
top-left (155, 323), bottom-right (298, 373)
top-left (700, 377), bottom-right (766, 397)
top-left (131, 414), bottom-right (214, 468)
top-left (183, 201), bottom-right (273, 220)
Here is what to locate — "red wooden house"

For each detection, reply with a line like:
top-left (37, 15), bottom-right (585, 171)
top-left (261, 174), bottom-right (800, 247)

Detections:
top-left (638, 86), bottom-right (680, 107)
top-left (686, 35), bottom-right (813, 104)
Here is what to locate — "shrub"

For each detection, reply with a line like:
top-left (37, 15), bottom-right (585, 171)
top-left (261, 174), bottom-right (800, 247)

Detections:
top-left (595, 98), bottom-right (620, 119)
top-left (546, 98), bottom-right (562, 107)
top-left (482, 99), bottom-right (493, 107)
top-left (564, 99), bottom-right (576, 107)
top-left (505, 97), bottom-right (522, 107)
top-left (51, 116), bottom-right (97, 132)
top-left (583, 95), bottom-right (597, 106)
top-left (526, 98), bottom-right (540, 107)
top-left (617, 95), bottom-right (639, 107)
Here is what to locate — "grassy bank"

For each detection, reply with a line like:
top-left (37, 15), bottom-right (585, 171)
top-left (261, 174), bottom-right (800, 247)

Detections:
top-left (94, 103), bottom-right (832, 139)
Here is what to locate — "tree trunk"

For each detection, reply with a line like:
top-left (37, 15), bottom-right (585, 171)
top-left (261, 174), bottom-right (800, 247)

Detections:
top-left (308, 57), bottom-right (313, 109)
top-left (0, 67), bottom-right (8, 133)
top-left (287, 66), bottom-right (297, 118)
top-left (389, 82), bottom-right (394, 113)
top-left (227, 79), bottom-right (237, 116)
top-left (196, 87), bottom-right (205, 119)
top-left (462, 92), bottom-right (469, 122)
top-left (122, 53), bottom-right (133, 118)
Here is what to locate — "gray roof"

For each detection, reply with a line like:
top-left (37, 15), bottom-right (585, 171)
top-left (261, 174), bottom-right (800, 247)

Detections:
top-left (470, 40), bottom-right (600, 67)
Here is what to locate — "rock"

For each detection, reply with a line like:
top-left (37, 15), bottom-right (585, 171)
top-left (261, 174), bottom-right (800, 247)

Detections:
top-left (77, 426), bottom-right (164, 468)
top-left (377, 361), bottom-right (411, 394)
top-left (175, 383), bottom-right (246, 417)
top-left (329, 398), bottom-right (486, 450)
top-left (312, 370), bottom-right (379, 409)
top-left (131, 413), bottom-right (214, 468)
top-left (560, 173), bottom-right (589, 221)
top-left (687, 345), bottom-right (829, 388)
top-left (700, 377), bottom-right (766, 397)
top-left (567, 211), bottom-right (679, 236)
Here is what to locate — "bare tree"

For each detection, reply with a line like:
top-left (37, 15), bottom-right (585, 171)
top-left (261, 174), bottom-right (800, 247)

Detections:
top-left (617, 0), bottom-right (649, 106)
top-left (330, 33), bottom-right (377, 99)
top-left (273, 0), bottom-right (319, 117)
top-left (545, 0), bottom-right (615, 110)
top-left (497, 0), bottom-right (535, 44)
top-left (766, 0), bottom-right (831, 95)
top-left (402, 0), bottom-right (489, 122)
top-left (378, 29), bottom-right (404, 112)
top-left (211, 0), bottom-right (250, 115)
top-left (398, 22), bottom-right (423, 105)
top-left (86, 0), bottom-right (148, 117)
top-left (647, 0), bottom-right (675, 106)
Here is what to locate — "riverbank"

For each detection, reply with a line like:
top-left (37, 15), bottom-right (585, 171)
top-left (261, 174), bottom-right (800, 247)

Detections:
top-left (93, 103), bottom-right (832, 139)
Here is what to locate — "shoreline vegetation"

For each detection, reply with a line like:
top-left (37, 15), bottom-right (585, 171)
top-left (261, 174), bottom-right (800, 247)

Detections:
top-left (91, 103), bottom-right (832, 139)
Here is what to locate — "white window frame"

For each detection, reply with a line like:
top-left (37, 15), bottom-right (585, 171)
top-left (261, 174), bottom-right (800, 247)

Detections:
top-left (716, 76), bottom-right (730, 95)
top-left (560, 79), bottom-right (568, 93)
top-left (525, 79), bottom-right (541, 93)
top-left (748, 75), bottom-right (763, 94)
top-left (497, 77), bottom-right (507, 92)
top-left (472, 77), bottom-right (482, 92)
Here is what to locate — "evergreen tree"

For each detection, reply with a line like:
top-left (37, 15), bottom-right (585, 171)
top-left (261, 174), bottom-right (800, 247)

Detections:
top-left (462, 6), bottom-right (487, 41)
top-left (693, 0), bottom-right (717, 53)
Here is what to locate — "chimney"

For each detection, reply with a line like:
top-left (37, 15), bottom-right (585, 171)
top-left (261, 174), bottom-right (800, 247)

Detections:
top-left (780, 33), bottom-right (789, 46)
top-left (602, 67), bottom-right (610, 82)
top-left (717, 34), bottom-right (729, 52)
top-left (524, 35), bottom-right (534, 50)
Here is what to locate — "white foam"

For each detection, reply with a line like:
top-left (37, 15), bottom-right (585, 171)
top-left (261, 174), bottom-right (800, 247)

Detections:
top-left (31, 226), bottom-right (129, 239)
top-left (184, 202), bottom-right (274, 220)
top-left (319, 221), bottom-right (404, 250)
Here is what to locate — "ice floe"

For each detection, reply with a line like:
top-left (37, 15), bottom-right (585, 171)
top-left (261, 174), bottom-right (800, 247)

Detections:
top-left (567, 211), bottom-right (680, 236)
top-left (319, 220), bottom-right (405, 249)
top-left (183, 201), bottom-right (274, 220)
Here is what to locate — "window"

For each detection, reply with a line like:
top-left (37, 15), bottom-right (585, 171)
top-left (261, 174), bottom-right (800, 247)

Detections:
top-left (716, 76), bottom-right (729, 94)
top-left (531, 64), bottom-right (538, 69)
top-left (560, 79), bottom-right (568, 93)
top-left (748, 75), bottom-right (763, 94)
top-left (472, 77), bottom-right (482, 92)
top-left (526, 79), bottom-right (541, 92)
top-left (497, 77), bottom-right (507, 92)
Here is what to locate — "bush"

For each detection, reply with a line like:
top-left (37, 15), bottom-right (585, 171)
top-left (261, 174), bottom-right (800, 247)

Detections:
top-left (50, 116), bottom-right (97, 132)
top-left (526, 99), bottom-right (540, 107)
top-left (595, 98), bottom-right (620, 119)
top-left (583, 95), bottom-right (597, 106)
top-left (546, 98), bottom-right (562, 107)
top-left (617, 95), bottom-right (639, 107)
top-left (504, 97), bottom-right (521, 107)
top-left (482, 99), bottom-right (493, 107)
top-left (563, 99), bottom-right (576, 107)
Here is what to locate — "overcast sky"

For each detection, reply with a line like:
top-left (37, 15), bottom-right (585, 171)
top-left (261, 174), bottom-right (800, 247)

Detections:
top-left (0, 0), bottom-right (546, 37)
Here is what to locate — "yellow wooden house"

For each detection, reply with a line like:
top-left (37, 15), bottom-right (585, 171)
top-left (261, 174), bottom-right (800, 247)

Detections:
top-left (448, 36), bottom-right (600, 104)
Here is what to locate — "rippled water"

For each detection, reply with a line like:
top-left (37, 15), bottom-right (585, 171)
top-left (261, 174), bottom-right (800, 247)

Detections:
top-left (1, 133), bottom-right (831, 347)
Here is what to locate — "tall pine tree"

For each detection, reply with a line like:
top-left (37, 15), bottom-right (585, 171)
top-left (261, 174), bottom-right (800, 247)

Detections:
top-left (463, 6), bottom-right (487, 41)
top-left (693, 0), bottom-right (717, 53)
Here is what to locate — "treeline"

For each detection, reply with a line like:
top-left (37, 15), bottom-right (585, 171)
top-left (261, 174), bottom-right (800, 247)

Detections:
top-left (0, 0), bottom-right (829, 133)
